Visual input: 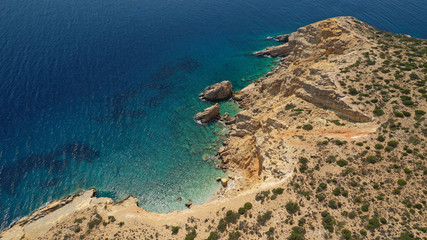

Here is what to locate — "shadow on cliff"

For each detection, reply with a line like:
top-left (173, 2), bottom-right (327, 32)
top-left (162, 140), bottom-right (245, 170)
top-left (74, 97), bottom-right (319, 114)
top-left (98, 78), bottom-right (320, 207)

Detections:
top-left (0, 142), bottom-right (100, 196)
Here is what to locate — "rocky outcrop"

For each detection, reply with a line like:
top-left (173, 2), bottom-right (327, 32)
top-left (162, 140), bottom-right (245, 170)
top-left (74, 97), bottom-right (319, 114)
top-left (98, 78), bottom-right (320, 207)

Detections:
top-left (275, 34), bottom-right (289, 43)
top-left (199, 81), bottom-right (233, 101)
top-left (219, 16), bottom-right (377, 183)
top-left (195, 104), bottom-right (220, 123)
top-left (252, 17), bottom-right (373, 122)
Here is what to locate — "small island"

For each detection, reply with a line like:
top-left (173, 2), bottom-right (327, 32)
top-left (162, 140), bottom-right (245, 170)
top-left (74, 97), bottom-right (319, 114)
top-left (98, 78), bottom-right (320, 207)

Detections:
top-left (2, 16), bottom-right (426, 240)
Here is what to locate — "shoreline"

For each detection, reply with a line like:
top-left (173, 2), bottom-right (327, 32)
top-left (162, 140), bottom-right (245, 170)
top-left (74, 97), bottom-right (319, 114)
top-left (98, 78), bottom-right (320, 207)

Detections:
top-left (2, 16), bottom-right (426, 239)
top-left (1, 34), bottom-right (282, 233)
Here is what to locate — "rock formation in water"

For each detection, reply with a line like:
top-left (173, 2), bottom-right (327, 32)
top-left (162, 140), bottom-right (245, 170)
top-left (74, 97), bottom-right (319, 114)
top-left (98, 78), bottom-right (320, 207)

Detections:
top-left (199, 80), bottom-right (233, 101)
top-left (195, 103), bottom-right (220, 123)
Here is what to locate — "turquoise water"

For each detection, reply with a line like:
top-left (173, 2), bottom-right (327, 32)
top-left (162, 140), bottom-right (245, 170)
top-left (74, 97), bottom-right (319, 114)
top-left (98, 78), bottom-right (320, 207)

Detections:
top-left (0, 0), bottom-right (426, 229)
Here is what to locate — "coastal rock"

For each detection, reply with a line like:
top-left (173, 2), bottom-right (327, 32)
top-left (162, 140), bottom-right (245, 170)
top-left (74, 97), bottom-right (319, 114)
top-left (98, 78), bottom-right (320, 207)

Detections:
top-left (195, 104), bottom-right (220, 123)
top-left (200, 81), bottom-right (233, 101)
top-left (275, 34), bottom-right (290, 43)
top-left (220, 178), bottom-right (228, 187)
top-left (185, 200), bottom-right (192, 208)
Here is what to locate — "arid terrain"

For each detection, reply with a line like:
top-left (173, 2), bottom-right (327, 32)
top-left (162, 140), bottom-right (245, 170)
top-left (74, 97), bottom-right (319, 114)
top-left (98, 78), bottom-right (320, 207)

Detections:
top-left (1, 16), bottom-right (426, 240)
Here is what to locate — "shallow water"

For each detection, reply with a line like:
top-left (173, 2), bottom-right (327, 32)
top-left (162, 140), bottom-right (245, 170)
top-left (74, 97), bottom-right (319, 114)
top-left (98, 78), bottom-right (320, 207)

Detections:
top-left (0, 0), bottom-right (426, 229)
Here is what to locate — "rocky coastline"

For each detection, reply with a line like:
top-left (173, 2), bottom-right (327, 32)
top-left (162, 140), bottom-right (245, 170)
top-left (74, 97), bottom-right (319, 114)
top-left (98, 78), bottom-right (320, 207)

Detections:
top-left (2, 16), bottom-right (426, 240)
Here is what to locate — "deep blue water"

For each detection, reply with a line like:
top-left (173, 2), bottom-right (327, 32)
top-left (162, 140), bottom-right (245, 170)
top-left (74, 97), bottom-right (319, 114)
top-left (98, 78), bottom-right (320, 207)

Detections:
top-left (0, 0), bottom-right (426, 229)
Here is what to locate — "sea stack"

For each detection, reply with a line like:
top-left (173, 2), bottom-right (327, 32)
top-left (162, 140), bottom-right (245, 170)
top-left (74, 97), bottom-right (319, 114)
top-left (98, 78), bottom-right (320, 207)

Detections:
top-left (195, 103), bottom-right (220, 123)
top-left (199, 80), bottom-right (233, 101)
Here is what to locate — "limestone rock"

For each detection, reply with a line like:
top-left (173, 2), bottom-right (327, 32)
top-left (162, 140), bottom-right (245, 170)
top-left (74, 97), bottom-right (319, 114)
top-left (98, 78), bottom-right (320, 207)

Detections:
top-left (195, 104), bottom-right (220, 123)
top-left (200, 81), bottom-right (233, 101)
top-left (220, 178), bottom-right (228, 187)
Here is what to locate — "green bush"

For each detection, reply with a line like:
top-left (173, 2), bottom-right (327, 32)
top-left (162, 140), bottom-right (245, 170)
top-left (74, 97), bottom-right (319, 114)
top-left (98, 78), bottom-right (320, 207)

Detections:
top-left (285, 104), bottom-right (296, 110)
top-left (171, 226), bottom-right (180, 235)
top-left (341, 229), bottom-right (352, 240)
top-left (257, 211), bottom-right (272, 225)
top-left (207, 232), bottom-right (219, 240)
top-left (375, 144), bottom-right (384, 149)
top-left (243, 202), bottom-right (252, 210)
top-left (238, 207), bottom-right (246, 215)
top-left (366, 155), bottom-right (378, 164)
top-left (272, 188), bottom-right (284, 195)
top-left (321, 211), bottom-right (335, 233)
top-left (349, 88), bottom-right (358, 95)
top-left (387, 141), bottom-right (399, 148)
top-left (185, 229), bottom-right (197, 240)
top-left (409, 73), bottom-right (420, 80)
top-left (285, 202), bottom-right (300, 214)
top-left (336, 159), bottom-right (348, 167)
top-left (316, 194), bottom-right (326, 202)
top-left (366, 217), bottom-right (381, 231)
top-left (373, 107), bottom-right (384, 116)
top-left (361, 204), bottom-right (369, 212)
top-left (402, 111), bottom-right (411, 117)
top-left (328, 200), bottom-right (338, 209)
top-left (225, 210), bottom-right (239, 224)
top-left (394, 111), bottom-right (404, 118)
top-left (288, 226), bottom-right (305, 240)
top-left (397, 179), bottom-right (407, 186)
top-left (317, 183), bottom-right (327, 192)
top-left (302, 124), bottom-right (313, 131)
top-left (217, 219), bottom-right (227, 233)
top-left (108, 216), bottom-right (116, 223)
top-left (228, 231), bottom-right (241, 240)
top-left (414, 203), bottom-right (422, 209)
top-left (332, 187), bottom-right (341, 196)
top-left (415, 110), bottom-right (426, 116)
top-left (377, 136), bottom-right (385, 142)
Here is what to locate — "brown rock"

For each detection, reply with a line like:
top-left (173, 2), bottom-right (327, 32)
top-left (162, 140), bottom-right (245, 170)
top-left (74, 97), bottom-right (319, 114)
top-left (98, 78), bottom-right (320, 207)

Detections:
top-left (200, 81), bottom-right (233, 101)
top-left (220, 178), bottom-right (228, 187)
top-left (195, 104), bottom-right (220, 123)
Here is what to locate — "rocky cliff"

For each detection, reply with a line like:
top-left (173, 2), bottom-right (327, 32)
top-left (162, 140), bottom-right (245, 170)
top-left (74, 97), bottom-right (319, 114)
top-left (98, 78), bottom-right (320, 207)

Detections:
top-left (219, 17), bottom-right (378, 185)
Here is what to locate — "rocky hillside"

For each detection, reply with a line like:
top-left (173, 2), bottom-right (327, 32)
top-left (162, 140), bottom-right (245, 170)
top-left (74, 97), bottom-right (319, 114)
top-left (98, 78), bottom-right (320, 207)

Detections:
top-left (1, 16), bottom-right (425, 240)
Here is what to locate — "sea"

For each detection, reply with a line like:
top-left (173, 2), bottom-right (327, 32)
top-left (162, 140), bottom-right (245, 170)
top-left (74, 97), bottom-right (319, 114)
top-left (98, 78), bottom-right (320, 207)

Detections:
top-left (0, 0), bottom-right (426, 229)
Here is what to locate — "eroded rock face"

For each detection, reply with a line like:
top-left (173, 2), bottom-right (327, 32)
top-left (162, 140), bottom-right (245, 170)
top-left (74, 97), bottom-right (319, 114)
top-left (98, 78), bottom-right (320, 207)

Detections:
top-left (219, 16), bottom-right (377, 184)
top-left (200, 81), bottom-right (233, 101)
top-left (195, 104), bottom-right (220, 123)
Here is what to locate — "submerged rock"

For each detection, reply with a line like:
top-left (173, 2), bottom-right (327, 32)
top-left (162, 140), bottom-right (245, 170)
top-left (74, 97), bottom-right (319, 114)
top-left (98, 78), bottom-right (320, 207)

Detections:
top-left (200, 81), bottom-right (233, 101)
top-left (195, 104), bottom-right (220, 123)
top-left (185, 200), bottom-right (192, 208)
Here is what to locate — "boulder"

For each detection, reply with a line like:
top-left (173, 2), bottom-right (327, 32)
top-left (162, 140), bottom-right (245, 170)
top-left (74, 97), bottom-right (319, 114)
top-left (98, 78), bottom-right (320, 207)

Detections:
top-left (221, 178), bottom-right (228, 187)
top-left (200, 81), bottom-right (233, 101)
top-left (185, 200), bottom-right (192, 208)
top-left (275, 34), bottom-right (290, 43)
top-left (195, 104), bottom-right (220, 123)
